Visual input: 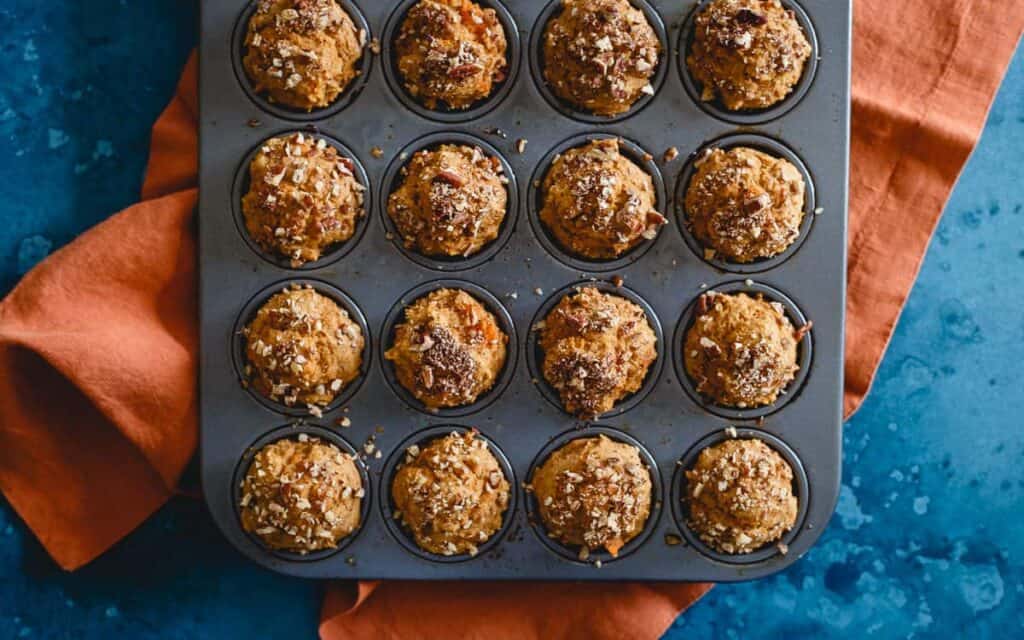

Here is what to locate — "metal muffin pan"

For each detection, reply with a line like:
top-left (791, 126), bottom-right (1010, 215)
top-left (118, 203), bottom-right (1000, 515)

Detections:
top-left (199, 0), bottom-right (850, 582)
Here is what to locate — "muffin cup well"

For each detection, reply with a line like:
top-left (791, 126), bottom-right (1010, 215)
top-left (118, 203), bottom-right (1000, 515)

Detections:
top-left (232, 424), bottom-right (372, 562)
top-left (527, 133), bottom-right (668, 273)
top-left (677, 0), bottom-right (820, 125)
top-left (379, 279), bottom-right (519, 417)
top-left (526, 279), bottom-right (664, 419)
top-left (381, 0), bottom-right (522, 123)
top-left (379, 425), bottom-right (518, 563)
top-left (231, 131), bottom-right (372, 271)
top-left (524, 425), bottom-right (663, 565)
top-left (670, 427), bottom-right (810, 565)
top-left (672, 280), bottom-right (813, 420)
top-left (230, 0), bottom-right (374, 121)
top-left (528, 0), bottom-right (670, 124)
top-left (231, 279), bottom-right (372, 417)
top-left (674, 133), bottom-right (817, 274)
top-left (379, 131), bottom-right (519, 272)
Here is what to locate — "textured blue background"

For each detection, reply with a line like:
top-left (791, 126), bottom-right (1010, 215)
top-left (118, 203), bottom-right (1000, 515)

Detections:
top-left (0, 2), bottom-right (1021, 638)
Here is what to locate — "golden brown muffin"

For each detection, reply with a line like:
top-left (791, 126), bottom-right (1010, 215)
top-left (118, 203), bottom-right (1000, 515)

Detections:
top-left (239, 433), bottom-right (364, 553)
top-left (387, 144), bottom-right (508, 258)
top-left (530, 435), bottom-right (652, 557)
top-left (538, 287), bottom-right (657, 418)
top-left (684, 291), bottom-right (800, 408)
top-left (542, 0), bottom-right (661, 116)
top-left (242, 133), bottom-right (365, 266)
top-left (391, 430), bottom-right (510, 556)
top-left (395, 0), bottom-right (508, 110)
top-left (687, 0), bottom-right (812, 111)
top-left (684, 147), bottom-right (806, 263)
top-left (243, 0), bottom-right (365, 111)
top-left (540, 138), bottom-right (666, 259)
top-left (243, 285), bottom-right (364, 412)
top-left (685, 438), bottom-right (798, 554)
top-left (385, 289), bottom-right (508, 410)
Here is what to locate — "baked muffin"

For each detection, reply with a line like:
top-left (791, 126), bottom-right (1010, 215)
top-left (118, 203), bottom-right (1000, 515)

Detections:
top-left (243, 0), bottom-right (366, 111)
top-left (242, 133), bottom-right (365, 266)
top-left (542, 0), bottom-right (661, 116)
top-left (394, 0), bottom-right (508, 110)
top-left (685, 438), bottom-right (797, 554)
top-left (684, 291), bottom-right (800, 408)
top-left (391, 430), bottom-right (510, 556)
top-left (687, 0), bottom-right (812, 111)
top-left (243, 285), bottom-right (364, 411)
top-left (530, 435), bottom-right (652, 557)
top-left (385, 289), bottom-right (508, 410)
top-left (538, 287), bottom-right (657, 418)
top-left (239, 433), bottom-right (364, 553)
top-left (387, 144), bottom-right (508, 258)
top-left (540, 138), bottom-right (666, 259)
top-left (684, 146), bottom-right (806, 263)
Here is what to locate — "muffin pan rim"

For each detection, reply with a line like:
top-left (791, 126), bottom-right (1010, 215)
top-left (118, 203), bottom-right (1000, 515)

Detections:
top-left (230, 424), bottom-right (373, 562)
top-left (525, 278), bottom-right (666, 420)
top-left (379, 0), bottom-right (524, 123)
top-left (527, 0), bottom-right (672, 125)
top-left (230, 278), bottom-right (374, 417)
top-left (378, 424), bottom-right (519, 563)
top-left (669, 426), bottom-right (811, 566)
top-left (673, 132), bottom-right (818, 274)
top-left (378, 130), bottom-right (521, 273)
top-left (526, 132), bottom-right (669, 273)
top-left (523, 425), bottom-right (665, 565)
top-left (676, 0), bottom-right (821, 126)
top-left (378, 278), bottom-right (520, 418)
top-left (230, 130), bottom-right (374, 271)
top-left (229, 0), bottom-right (376, 122)
top-left (671, 280), bottom-right (814, 420)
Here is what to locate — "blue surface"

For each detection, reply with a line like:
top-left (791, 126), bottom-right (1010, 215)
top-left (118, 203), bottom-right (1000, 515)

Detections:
top-left (0, 2), bottom-right (1021, 637)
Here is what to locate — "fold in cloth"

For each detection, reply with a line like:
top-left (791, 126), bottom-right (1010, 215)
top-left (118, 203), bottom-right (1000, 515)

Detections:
top-left (0, 2), bottom-right (1020, 638)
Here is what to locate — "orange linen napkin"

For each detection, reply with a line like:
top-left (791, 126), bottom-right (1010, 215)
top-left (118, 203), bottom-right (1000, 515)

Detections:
top-left (1, 1), bottom-right (1021, 637)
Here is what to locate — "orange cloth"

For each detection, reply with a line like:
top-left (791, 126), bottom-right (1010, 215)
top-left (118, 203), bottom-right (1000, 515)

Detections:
top-left (0, 1), bottom-right (1021, 637)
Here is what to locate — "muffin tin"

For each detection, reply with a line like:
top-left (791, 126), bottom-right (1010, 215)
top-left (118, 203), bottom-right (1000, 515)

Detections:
top-left (199, 0), bottom-right (850, 582)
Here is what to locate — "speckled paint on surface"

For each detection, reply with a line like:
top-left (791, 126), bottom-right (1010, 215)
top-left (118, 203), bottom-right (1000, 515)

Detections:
top-left (0, 2), bottom-right (1021, 637)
